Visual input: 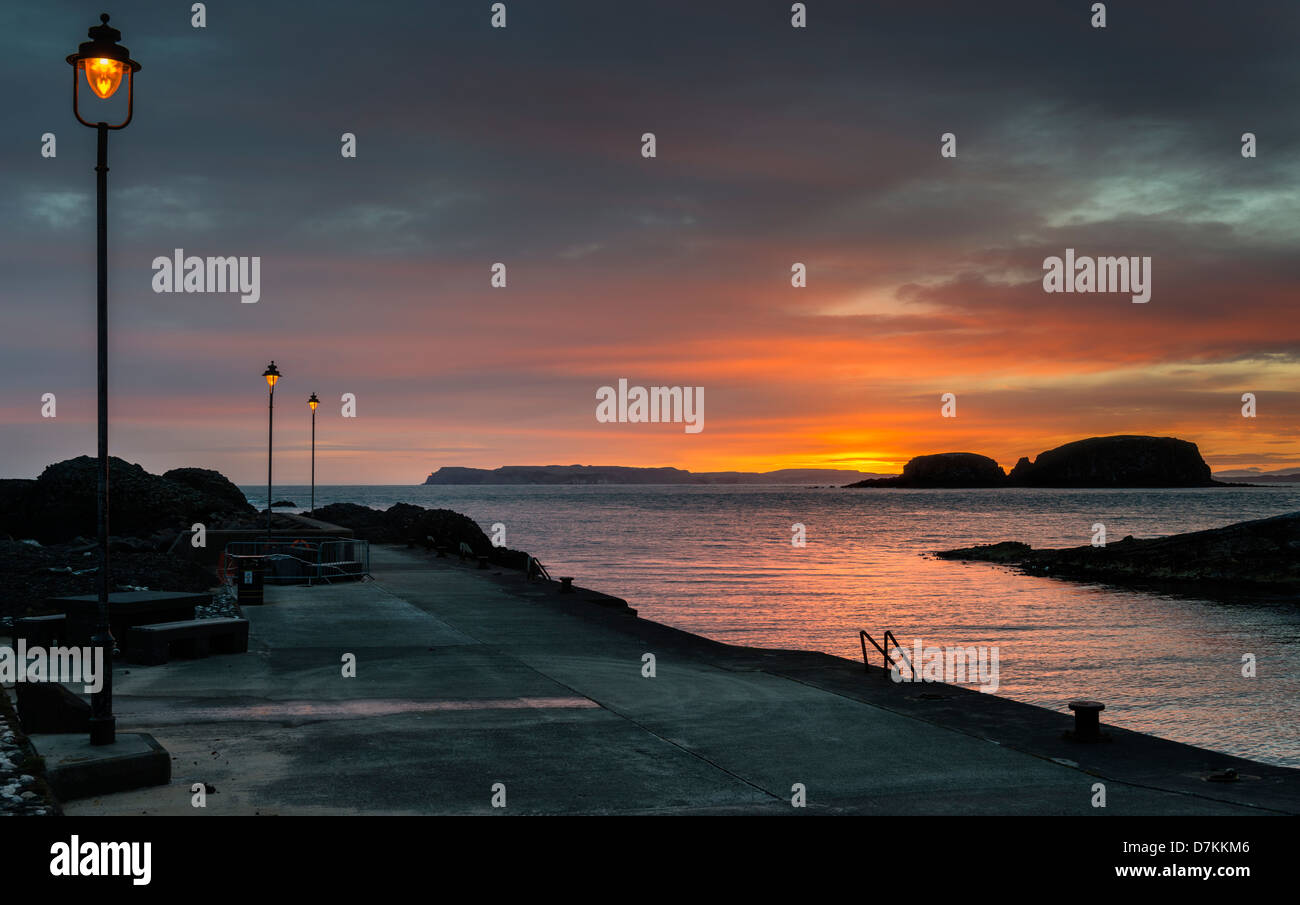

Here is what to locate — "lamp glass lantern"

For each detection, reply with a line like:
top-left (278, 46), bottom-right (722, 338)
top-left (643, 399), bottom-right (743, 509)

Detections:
top-left (66, 14), bottom-right (141, 128)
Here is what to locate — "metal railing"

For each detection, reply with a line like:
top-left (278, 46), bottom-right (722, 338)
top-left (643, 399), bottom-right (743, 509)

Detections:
top-left (222, 537), bottom-right (370, 585)
top-left (526, 555), bottom-right (552, 582)
top-left (859, 629), bottom-right (918, 680)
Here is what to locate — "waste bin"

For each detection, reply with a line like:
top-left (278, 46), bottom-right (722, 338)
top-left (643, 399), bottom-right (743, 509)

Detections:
top-left (236, 556), bottom-right (265, 606)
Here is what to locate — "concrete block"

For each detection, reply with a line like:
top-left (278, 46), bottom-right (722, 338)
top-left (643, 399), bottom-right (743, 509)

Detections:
top-left (31, 732), bottom-right (171, 801)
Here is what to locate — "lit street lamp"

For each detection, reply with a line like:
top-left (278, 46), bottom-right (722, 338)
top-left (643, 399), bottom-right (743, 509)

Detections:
top-left (308, 393), bottom-right (319, 515)
top-left (67, 13), bottom-right (141, 747)
top-left (263, 362), bottom-right (281, 536)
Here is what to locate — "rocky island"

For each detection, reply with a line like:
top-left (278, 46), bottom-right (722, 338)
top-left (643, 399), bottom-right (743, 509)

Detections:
top-left (1007, 435), bottom-right (1216, 487)
top-left (846, 435), bottom-right (1225, 488)
top-left (846, 452), bottom-right (1006, 488)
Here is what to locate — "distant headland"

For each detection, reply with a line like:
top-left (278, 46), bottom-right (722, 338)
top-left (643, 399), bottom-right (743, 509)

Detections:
top-left (846, 436), bottom-right (1232, 489)
top-left (424, 437), bottom-right (1276, 488)
top-left (423, 465), bottom-right (889, 485)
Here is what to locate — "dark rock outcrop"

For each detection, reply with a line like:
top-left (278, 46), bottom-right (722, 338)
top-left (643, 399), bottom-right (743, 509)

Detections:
top-left (308, 503), bottom-right (389, 539)
top-left (0, 479), bottom-right (37, 538)
top-left (163, 468), bottom-right (257, 517)
top-left (310, 502), bottom-right (532, 569)
top-left (936, 540), bottom-right (1031, 563)
top-left (846, 453), bottom-right (1006, 488)
top-left (11, 457), bottom-right (257, 545)
top-left (936, 511), bottom-right (1300, 594)
top-left (1007, 436), bottom-right (1215, 487)
top-left (0, 538), bottom-right (217, 620)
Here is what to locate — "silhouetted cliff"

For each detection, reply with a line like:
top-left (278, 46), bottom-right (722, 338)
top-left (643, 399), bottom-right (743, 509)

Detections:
top-left (1007, 436), bottom-right (1216, 487)
top-left (845, 453), bottom-right (1005, 487)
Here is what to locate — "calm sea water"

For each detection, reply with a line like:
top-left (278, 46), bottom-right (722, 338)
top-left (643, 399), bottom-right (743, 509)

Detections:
top-left (245, 483), bottom-right (1300, 767)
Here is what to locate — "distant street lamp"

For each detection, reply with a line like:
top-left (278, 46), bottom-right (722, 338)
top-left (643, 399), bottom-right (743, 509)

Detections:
top-left (67, 13), bottom-right (142, 747)
top-left (263, 362), bottom-right (281, 536)
top-left (308, 393), bottom-right (319, 515)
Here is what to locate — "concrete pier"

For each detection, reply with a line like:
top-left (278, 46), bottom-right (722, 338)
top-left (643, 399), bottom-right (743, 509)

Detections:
top-left (63, 545), bottom-right (1300, 815)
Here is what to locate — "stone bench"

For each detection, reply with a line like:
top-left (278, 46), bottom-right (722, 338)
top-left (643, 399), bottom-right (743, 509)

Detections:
top-left (125, 618), bottom-right (250, 666)
top-left (13, 613), bottom-right (68, 647)
top-left (48, 591), bottom-right (208, 647)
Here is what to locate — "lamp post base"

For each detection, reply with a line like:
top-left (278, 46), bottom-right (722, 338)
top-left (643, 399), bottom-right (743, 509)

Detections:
top-left (88, 716), bottom-right (116, 746)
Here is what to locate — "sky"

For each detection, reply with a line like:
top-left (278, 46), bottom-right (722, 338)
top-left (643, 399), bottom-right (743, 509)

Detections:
top-left (2, 0), bottom-right (1298, 484)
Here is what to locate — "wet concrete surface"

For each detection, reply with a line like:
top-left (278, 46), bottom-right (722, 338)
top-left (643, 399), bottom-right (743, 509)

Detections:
top-left (62, 545), bottom-right (1299, 815)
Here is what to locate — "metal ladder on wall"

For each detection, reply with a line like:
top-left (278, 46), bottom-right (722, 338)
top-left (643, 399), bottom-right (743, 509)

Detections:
top-left (859, 629), bottom-right (919, 680)
top-left (526, 556), bottom-right (553, 582)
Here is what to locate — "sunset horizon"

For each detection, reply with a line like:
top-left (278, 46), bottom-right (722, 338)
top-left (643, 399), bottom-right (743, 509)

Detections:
top-left (6, 424), bottom-right (1296, 487)
top-left (4, 2), bottom-right (1298, 485)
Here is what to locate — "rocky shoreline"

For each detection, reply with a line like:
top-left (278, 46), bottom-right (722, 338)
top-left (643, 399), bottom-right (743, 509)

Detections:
top-left (935, 511), bottom-right (1300, 597)
top-left (0, 457), bottom-right (536, 620)
top-left (0, 686), bottom-right (57, 816)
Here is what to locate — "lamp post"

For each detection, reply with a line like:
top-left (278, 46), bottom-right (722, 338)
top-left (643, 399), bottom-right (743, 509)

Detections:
top-left (67, 13), bottom-right (141, 747)
top-left (308, 393), bottom-right (319, 515)
top-left (263, 362), bottom-right (280, 537)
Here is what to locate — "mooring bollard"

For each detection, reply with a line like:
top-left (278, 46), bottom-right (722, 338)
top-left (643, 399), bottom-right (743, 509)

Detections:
top-left (558, 576), bottom-right (574, 594)
top-left (1068, 700), bottom-right (1105, 741)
